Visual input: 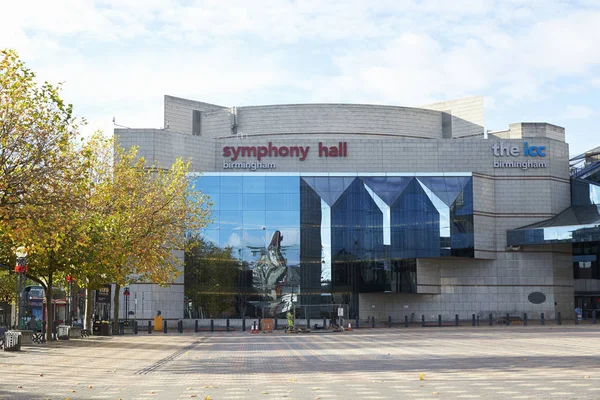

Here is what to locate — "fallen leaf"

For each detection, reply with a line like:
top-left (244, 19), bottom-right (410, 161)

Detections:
top-left (89, 385), bottom-right (93, 389)
top-left (433, 391), bottom-right (439, 395)
top-left (190, 395), bottom-right (197, 398)
top-left (585, 375), bottom-right (591, 379)
top-left (205, 396), bottom-right (211, 400)
top-left (261, 391), bottom-right (269, 394)
top-left (419, 373), bottom-right (425, 381)
top-left (187, 387), bottom-right (193, 390)
top-left (71, 390), bottom-right (76, 393)
top-left (16, 386), bottom-right (22, 389)
top-left (39, 373), bottom-right (44, 377)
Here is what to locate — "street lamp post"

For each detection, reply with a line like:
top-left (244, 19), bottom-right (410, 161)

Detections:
top-left (66, 275), bottom-right (73, 325)
top-left (123, 287), bottom-right (130, 323)
top-left (14, 246), bottom-right (28, 330)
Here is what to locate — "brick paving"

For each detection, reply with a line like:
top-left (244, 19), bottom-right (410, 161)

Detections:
top-left (1, 326), bottom-right (600, 399)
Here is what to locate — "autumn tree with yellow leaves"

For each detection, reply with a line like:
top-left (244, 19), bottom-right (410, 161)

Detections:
top-left (1, 49), bottom-right (211, 339)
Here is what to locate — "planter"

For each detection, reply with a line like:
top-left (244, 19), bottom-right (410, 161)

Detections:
top-left (93, 323), bottom-right (111, 336)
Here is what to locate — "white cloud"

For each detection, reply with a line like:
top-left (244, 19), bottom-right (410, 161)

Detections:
top-left (0, 0), bottom-right (599, 154)
top-left (560, 105), bottom-right (596, 120)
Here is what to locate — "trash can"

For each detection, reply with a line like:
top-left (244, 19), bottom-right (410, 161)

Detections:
top-left (4, 331), bottom-right (22, 351)
top-left (153, 315), bottom-right (163, 331)
top-left (57, 325), bottom-right (71, 340)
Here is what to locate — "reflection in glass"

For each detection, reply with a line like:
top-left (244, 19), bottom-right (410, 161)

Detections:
top-left (185, 173), bottom-right (474, 320)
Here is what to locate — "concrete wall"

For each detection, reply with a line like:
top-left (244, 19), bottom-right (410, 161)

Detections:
top-left (421, 96), bottom-right (484, 139)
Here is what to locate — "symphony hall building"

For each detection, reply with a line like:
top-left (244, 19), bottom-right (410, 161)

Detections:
top-left (114, 95), bottom-right (600, 323)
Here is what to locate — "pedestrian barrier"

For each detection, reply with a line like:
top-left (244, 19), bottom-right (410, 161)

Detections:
top-left (57, 325), bottom-right (71, 340)
top-left (3, 331), bottom-right (22, 351)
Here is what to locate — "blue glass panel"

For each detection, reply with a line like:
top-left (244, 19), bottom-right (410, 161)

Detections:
top-left (206, 193), bottom-right (220, 210)
top-left (200, 229), bottom-right (220, 246)
top-left (243, 193), bottom-right (266, 210)
top-left (243, 176), bottom-right (266, 193)
top-left (266, 210), bottom-right (300, 229)
top-left (302, 177), bottom-right (355, 207)
top-left (265, 176), bottom-right (300, 193)
top-left (205, 210), bottom-right (219, 230)
top-left (362, 177), bottom-right (412, 206)
top-left (267, 193), bottom-right (300, 211)
top-left (219, 229), bottom-right (243, 252)
top-left (192, 175), bottom-right (220, 193)
top-left (220, 210), bottom-right (243, 229)
top-left (331, 179), bottom-right (384, 262)
top-left (220, 176), bottom-right (243, 193)
top-left (220, 194), bottom-right (243, 210)
top-left (391, 178), bottom-right (440, 258)
top-left (243, 210), bottom-right (266, 229)
top-left (266, 228), bottom-right (300, 266)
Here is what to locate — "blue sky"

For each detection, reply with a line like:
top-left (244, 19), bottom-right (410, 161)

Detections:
top-left (2, 0), bottom-right (599, 156)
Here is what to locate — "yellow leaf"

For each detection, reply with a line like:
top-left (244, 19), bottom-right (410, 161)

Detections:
top-left (419, 373), bottom-right (425, 381)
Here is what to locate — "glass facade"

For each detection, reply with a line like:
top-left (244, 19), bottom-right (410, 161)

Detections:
top-left (184, 173), bottom-right (474, 319)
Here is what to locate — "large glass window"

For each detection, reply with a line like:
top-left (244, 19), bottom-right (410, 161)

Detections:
top-left (185, 173), bottom-right (474, 320)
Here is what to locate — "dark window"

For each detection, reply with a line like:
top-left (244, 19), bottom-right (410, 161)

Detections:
top-left (192, 110), bottom-right (202, 136)
top-left (442, 111), bottom-right (452, 138)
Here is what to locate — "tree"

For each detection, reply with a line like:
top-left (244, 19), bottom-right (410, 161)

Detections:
top-left (1, 49), bottom-right (85, 339)
top-left (80, 136), bottom-right (212, 333)
top-left (0, 49), bottom-right (80, 223)
top-left (1, 50), bottom-right (212, 338)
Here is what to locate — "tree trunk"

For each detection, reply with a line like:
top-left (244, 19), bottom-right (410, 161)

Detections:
top-left (113, 283), bottom-right (120, 334)
top-left (45, 271), bottom-right (53, 342)
top-left (84, 288), bottom-right (93, 330)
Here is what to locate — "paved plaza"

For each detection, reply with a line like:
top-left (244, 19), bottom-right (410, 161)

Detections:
top-left (1, 326), bottom-right (600, 399)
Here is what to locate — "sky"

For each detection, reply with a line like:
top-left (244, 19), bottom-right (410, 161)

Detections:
top-left (1, 0), bottom-right (599, 157)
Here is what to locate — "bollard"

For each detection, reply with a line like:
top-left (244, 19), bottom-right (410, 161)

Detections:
top-left (226, 319), bottom-right (230, 332)
top-left (178, 320), bottom-right (183, 333)
top-left (472, 314), bottom-right (475, 327)
top-left (242, 318), bottom-right (246, 332)
top-left (489, 313), bottom-right (493, 327)
top-left (421, 315), bottom-right (425, 328)
top-left (523, 313), bottom-right (528, 326)
top-left (259, 318), bottom-right (262, 331)
top-left (404, 315), bottom-right (408, 328)
top-left (576, 312), bottom-right (580, 325)
top-left (541, 312), bottom-right (545, 326)
top-left (355, 317), bottom-right (358, 329)
top-left (594, 311), bottom-right (597, 325)
top-left (438, 315), bottom-right (442, 327)
top-left (148, 320), bottom-right (152, 334)
top-left (477, 316), bottom-right (480, 326)
top-left (455, 314), bottom-right (459, 327)
top-left (388, 316), bottom-right (392, 328)
top-left (307, 318), bottom-right (311, 329)
top-left (557, 312), bottom-right (562, 325)
top-left (210, 319), bottom-right (214, 332)
top-left (274, 318), bottom-right (278, 330)
top-left (163, 320), bottom-right (167, 334)
top-left (134, 320), bottom-right (138, 335)
top-left (322, 317), bottom-right (326, 330)
top-left (371, 316), bottom-right (375, 328)
top-left (195, 320), bottom-right (199, 333)
top-left (506, 313), bottom-right (510, 326)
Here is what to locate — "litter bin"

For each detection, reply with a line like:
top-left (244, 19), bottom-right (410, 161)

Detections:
top-left (4, 331), bottom-right (22, 351)
top-left (153, 316), bottom-right (163, 331)
top-left (57, 325), bottom-right (71, 340)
